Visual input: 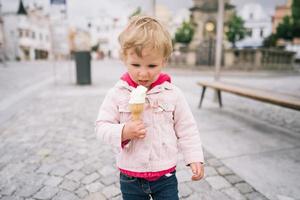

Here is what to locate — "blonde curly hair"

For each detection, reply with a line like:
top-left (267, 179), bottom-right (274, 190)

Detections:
top-left (118, 15), bottom-right (173, 60)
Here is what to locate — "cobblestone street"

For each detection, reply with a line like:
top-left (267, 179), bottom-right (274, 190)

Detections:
top-left (0, 60), bottom-right (299, 200)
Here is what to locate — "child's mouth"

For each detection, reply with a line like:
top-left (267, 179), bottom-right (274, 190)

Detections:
top-left (138, 80), bottom-right (149, 86)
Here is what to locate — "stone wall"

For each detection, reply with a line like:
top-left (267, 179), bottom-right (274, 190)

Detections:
top-left (224, 48), bottom-right (295, 70)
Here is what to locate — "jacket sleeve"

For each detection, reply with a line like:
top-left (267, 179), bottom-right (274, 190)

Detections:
top-left (95, 89), bottom-right (124, 148)
top-left (173, 88), bottom-right (204, 165)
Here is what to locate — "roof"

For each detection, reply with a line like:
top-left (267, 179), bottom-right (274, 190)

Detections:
top-left (17, 0), bottom-right (27, 15)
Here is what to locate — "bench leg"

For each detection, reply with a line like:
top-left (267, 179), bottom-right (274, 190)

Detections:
top-left (198, 86), bottom-right (206, 108)
top-left (217, 90), bottom-right (223, 108)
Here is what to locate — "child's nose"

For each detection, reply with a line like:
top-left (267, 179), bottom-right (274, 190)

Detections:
top-left (139, 68), bottom-right (148, 77)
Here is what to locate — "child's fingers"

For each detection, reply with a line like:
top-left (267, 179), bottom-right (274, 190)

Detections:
top-left (137, 129), bottom-right (146, 139)
top-left (191, 163), bottom-right (204, 181)
top-left (191, 163), bottom-right (197, 174)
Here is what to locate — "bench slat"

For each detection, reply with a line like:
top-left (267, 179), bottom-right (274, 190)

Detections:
top-left (197, 81), bottom-right (300, 110)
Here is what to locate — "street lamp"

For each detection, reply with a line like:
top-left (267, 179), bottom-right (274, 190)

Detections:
top-left (205, 21), bottom-right (215, 66)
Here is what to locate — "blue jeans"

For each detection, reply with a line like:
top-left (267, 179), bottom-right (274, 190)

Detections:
top-left (120, 171), bottom-right (179, 200)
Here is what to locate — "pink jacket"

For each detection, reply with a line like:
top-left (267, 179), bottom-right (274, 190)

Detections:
top-left (95, 80), bottom-right (204, 172)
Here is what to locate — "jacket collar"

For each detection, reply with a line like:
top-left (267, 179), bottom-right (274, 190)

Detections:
top-left (120, 72), bottom-right (171, 90)
top-left (116, 80), bottom-right (173, 94)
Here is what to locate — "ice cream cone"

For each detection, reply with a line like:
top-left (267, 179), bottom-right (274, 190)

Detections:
top-left (129, 103), bottom-right (144, 121)
top-left (129, 85), bottom-right (147, 121)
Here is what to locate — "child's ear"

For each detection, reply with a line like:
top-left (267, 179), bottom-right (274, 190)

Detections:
top-left (162, 58), bottom-right (168, 67)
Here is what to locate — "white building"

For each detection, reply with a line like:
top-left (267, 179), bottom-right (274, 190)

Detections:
top-left (2, 0), bottom-right (52, 60)
top-left (236, 3), bottom-right (272, 48)
top-left (84, 14), bottom-right (127, 59)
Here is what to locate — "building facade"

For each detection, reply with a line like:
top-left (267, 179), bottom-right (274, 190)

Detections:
top-left (236, 3), bottom-right (272, 48)
top-left (189, 0), bottom-right (234, 65)
top-left (2, 0), bottom-right (51, 61)
top-left (272, 0), bottom-right (292, 33)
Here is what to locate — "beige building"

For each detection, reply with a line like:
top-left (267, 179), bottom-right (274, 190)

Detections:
top-left (272, 0), bottom-right (292, 33)
top-left (189, 0), bottom-right (234, 65)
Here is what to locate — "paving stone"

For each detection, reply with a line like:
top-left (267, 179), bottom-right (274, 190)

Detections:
top-left (50, 165), bottom-right (72, 177)
top-left (186, 180), bottom-right (211, 192)
top-left (17, 173), bottom-right (47, 186)
top-left (80, 165), bottom-right (97, 175)
top-left (0, 185), bottom-right (17, 196)
top-left (222, 187), bottom-right (246, 200)
top-left (68, 161), bottom-right (85, 170)
top-left (75, 187), bottom-right (89, 199)
top-left (196, 190), bottom-right (231, 200)
top-left (36, 164), bottom-right (56, 174)
top-left (0, 196), bottom-right (23, 200)
top-left (83, 192), bottom-right (106, 200)
top-left (205, 176), bottom-right (232, 190)
top-left (33, 186), bottom-right (59, 199)
top-left (203, 149), bottom-right (214, 159)
top-left (111, 195), bottom-right (122, 200)
top-left (206, 158), bottom-right (223, 167)
top-left (102, 184), bottom-right (120, 199)
top-left (59, 179), bottom-right (80, 192)
top-left (66, 170), bottom-right (85, 182)
top-left (176, 170), bottom-right (191, 183)
top-left (44, 176), bottom-right (63, 187)
top-left (184, 193), bottom-right (201, 200)
top-left (224, 174), bottom-right (244, 184)
top-left (81, 172), bottom-right (100, 185)
top-left (217, 166), bottom-right (234, 176)
top-left (276, 194), bottom-right (296, 200)
top-left (245, 192), bottom-right (269, 200)
top-left (100, 175), bottom-right (118, 186)
top-left (52, 190), bottom-right (80, 200)
top-left (204, 166), bottom-right (218, 177)
top-left (98, 166), bottom-right (117, 177)
top-left (21, 163), bottom-right (40, 173)
top-left (86, 182), bottom-right (104, 193)
top-left (209, 190), bottom-right (232, 200)
top-left (15, 184), bottom-right (43, 198)
top-left (178, 184), bottom-right (193, 198)
top-left (235, 182), bottom-right (254, 194)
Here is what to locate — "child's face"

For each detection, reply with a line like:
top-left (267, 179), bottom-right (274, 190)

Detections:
top-left (124, 48), bottom-right (166, 89)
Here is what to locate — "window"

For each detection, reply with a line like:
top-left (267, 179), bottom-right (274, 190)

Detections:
top-left (32, 31), bottom-right (35, 39)
top-left (248, 28), bottom-right (252, 37)
top-left (249, 13), bottom-right (253, 19)
top-left (19, 29), bottom-right (23, 37)
top-left (260, 29), bottom-right (264, 37)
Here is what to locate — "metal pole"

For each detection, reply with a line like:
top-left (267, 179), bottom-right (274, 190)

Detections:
top-left (152, 0), bottom-right (156, 17)
top-left (214, 0), bottom-right (224, 81)
top-left (0, 0), bottom-right (7, 66)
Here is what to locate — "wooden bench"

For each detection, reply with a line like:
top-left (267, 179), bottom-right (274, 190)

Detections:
top-left (197, 80), bottom-right (300, 111)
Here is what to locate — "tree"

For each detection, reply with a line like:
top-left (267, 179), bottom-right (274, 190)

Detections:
top-left (276, 16), bottom-right (293, 40)
top-left (225, 13), bottom-right (247, 48)
top-left (292, 0), bottom-right (300, 37)
top-left (174, 21), bottom-right (195, 45)
top-left (262, 33), bottom-right (277, 47)
top-left (129, 7), bottom-right (142, 18)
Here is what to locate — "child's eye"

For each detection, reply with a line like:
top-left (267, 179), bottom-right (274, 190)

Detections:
top-left (131, 64), bottom-right (140, 67)
top-left (148, 65), bottom-right (157, 68)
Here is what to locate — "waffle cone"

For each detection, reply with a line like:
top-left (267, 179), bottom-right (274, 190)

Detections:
top-left (129, 103), bottom-right (144, 121)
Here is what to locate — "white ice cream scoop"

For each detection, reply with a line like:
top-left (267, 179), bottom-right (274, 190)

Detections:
top-left (129, 85), bottom-right (147, 104)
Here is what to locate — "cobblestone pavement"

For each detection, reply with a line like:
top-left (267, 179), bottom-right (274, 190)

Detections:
top-left (1, 60), bottom-right (299, 200)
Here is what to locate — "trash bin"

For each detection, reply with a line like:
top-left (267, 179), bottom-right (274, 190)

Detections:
top-left (74, 51), bottom-right (91, 85)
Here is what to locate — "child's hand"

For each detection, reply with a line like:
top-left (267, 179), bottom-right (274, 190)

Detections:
top-left (122, 120), bottom-right (146, 141)
top-left (190, 162), bottom-right (204, 181)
